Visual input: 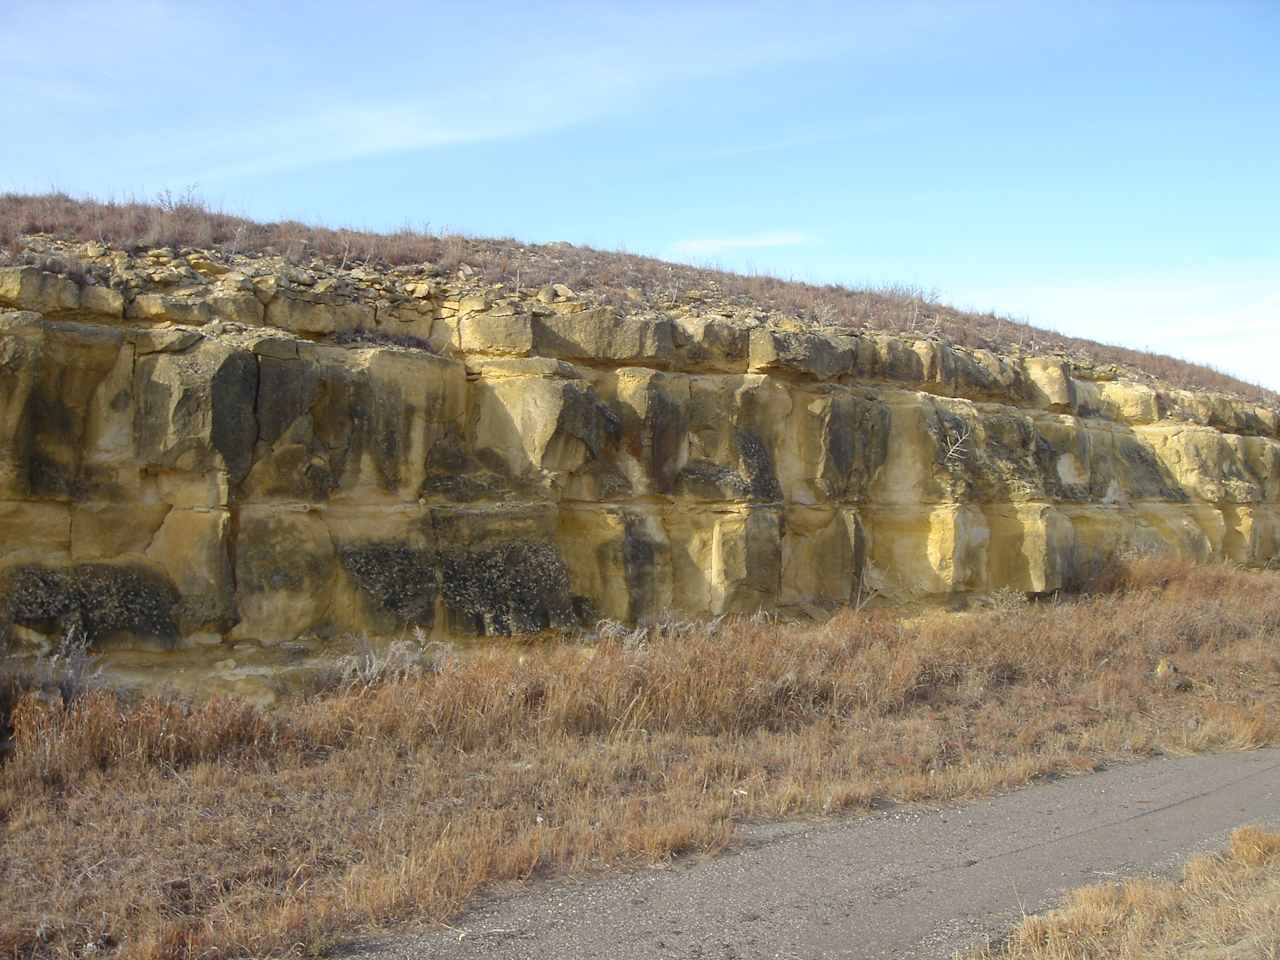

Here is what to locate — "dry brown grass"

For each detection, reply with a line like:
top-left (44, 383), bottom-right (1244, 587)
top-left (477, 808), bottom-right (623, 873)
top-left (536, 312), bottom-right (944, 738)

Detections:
top-left (976, 826), bottom-right (1280, 959)
top-left (1, 191), bottom-right (1271, 403)
top-left (3, 559), bottom-right (1280, 960)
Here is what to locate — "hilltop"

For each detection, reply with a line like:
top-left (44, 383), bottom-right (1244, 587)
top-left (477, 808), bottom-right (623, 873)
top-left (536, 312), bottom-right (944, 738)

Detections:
top-left (2, 192), bottom-right (1272, 404)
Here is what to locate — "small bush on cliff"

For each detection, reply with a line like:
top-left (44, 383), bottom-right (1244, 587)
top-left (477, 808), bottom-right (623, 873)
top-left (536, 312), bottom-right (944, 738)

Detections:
top-left (588, 614), bottom-right (727, 650)
top-left (333, 629), bottom-right (453, 690)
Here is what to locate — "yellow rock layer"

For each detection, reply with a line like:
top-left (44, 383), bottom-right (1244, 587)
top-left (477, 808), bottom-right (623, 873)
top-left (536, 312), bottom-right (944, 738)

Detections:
top-left (1, 244), bottom-right (1278, 653)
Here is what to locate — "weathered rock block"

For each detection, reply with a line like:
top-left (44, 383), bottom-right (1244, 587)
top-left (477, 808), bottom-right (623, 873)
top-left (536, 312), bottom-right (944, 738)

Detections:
top-left (533, 309), bottom-right (674, 366)
top-left (3, 240), bottom-right (1280, 656)
top-left (862, 504), bottom-right (990, 597)
top-left (749, 328), bottom-right (856, 381)
top-left (780, 505), bottom-right (866, 606)
top-left (264, 294), bottom-right (375, 335)
top-left (983, 503), bottom-right (1075, 594)
top-left (672, 315), bottom-right (749, 373)
top-left (232, 507), bottom-right (337, 642)
top-left (0, 267), bottom-right (82, 315)
top-left (558, 504), bottom-right (671, 622)
top-left (1024, 358), bottom-right (1076, 412)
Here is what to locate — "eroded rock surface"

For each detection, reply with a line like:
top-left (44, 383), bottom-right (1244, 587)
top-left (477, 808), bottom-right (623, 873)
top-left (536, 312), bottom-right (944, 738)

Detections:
top-left (2, 240), bottom-right (1279, 654)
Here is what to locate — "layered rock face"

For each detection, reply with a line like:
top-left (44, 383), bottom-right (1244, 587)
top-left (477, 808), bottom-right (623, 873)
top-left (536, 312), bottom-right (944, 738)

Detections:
top-left (2, 242), bottom-right (1279, 652)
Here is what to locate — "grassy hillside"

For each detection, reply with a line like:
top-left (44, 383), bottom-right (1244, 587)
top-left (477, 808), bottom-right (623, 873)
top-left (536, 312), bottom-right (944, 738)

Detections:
top-left (2, 191), bottom-right (1272, 403)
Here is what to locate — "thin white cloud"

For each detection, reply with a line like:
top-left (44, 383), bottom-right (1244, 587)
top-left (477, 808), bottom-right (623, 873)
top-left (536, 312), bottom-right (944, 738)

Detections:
top-left (671, 231), bottom-right (811, 257)
top-left (0, 2), bottom-right (880, 187)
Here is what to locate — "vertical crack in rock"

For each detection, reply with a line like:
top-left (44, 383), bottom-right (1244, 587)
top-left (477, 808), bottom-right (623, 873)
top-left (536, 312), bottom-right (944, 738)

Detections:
top-left (621, 515), bottom-right (659, 622)
top-left (211, 351), bottom-right (259, 486)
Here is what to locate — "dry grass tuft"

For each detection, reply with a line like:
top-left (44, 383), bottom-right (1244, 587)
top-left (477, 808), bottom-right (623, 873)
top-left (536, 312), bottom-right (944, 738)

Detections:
top-left (1, 191), bottom-right (1271, 403)
top-left (978, 825), bottom-right (1280, 959)
top-left (3, 559), bottom-right (1280, 959)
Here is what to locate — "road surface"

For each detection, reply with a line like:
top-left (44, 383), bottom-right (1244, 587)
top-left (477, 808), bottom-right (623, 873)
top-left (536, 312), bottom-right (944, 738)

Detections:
top-left (342, 748), bottom-right (1280, 959)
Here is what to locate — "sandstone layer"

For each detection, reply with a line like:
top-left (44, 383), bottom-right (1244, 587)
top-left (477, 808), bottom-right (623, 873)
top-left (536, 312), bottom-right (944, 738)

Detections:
top-left (2, 241), bottom-right (1278, 653)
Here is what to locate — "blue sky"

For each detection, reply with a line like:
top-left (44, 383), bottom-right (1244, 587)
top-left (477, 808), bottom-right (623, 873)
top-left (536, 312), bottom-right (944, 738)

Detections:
top-left (4, 1), bottom-right (1278, 388)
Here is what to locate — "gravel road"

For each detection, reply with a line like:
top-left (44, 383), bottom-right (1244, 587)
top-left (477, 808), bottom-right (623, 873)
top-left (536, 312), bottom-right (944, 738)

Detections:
top-left (341, 748), bottom-right (1280, 960)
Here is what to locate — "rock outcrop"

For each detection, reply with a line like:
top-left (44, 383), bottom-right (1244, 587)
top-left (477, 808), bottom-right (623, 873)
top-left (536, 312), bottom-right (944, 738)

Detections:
top-left (2, 240), bottom-right (1278, 653)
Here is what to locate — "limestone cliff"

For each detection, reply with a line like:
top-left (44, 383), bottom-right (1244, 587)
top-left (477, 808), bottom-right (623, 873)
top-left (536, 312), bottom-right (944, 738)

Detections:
top-left (2, 239), bottom-right (1278, 654)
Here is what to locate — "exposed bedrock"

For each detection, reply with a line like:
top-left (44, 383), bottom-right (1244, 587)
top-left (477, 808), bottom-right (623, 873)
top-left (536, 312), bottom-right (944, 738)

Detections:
top-left (2, 250), bottom-right (1279, 652)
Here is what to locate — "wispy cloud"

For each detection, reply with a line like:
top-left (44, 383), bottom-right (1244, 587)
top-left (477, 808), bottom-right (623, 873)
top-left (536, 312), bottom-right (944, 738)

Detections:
top-left (0, 2), bottom-right (867, 188)
top-left (0, 2), bottom-right (1002, 191)
top-left (671, 231), bottom-right (811, 257)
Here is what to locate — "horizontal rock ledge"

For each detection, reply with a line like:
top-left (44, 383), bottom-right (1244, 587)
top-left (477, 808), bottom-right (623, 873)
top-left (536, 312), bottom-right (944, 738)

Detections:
top-left (2, 245), bottom-right (1279, 655)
